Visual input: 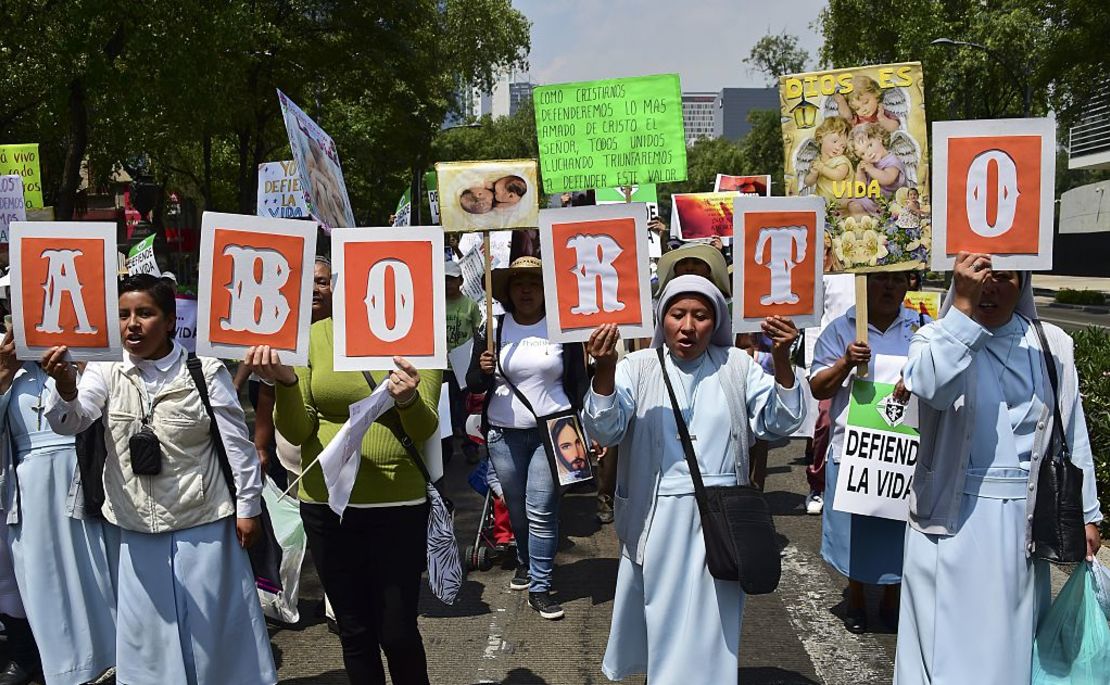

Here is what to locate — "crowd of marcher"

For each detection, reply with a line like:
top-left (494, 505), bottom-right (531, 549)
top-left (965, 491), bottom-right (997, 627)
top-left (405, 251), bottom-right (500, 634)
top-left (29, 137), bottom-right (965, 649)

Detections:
top-left (0, 211), bottom-right (1100, 685)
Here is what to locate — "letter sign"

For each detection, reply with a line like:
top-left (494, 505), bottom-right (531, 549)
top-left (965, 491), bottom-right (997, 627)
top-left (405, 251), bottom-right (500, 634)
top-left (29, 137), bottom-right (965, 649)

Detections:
top-left (538, 204), bottom-right (654, 343)
top-left (332, 227), bottom-right (446, 371)
top-left (9, 222), bottom-right (120, 361)
top-left (931, 118), bottom-right (1056, 271)
top-left (197, 212), bottom-right (316, 365)
top-left (733, 197), bottom-right (825, 333)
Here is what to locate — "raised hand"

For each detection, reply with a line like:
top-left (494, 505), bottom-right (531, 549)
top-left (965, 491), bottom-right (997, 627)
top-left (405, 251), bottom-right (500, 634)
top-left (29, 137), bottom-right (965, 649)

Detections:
top-left (951, 251), bottom-right (993, 319)
top-left (243, 345), bottom-right (297, 386)
top-left (388, 356), bottom-right (421, 406)
top-left (586, 324), bottom-right (620, 368)
top-left (762, 316), bottom-right (799, 360)
top-left (40, 346), bottom-right (78, 400)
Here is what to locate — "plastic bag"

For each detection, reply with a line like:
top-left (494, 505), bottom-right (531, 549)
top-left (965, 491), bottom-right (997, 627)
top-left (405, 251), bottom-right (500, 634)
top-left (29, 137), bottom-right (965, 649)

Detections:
top-left (1032, 562), bottom-right (1110, 684)
top-left (256, 477), bottom-right (307, 624)
top-left (1090, 557), bottom-right (1110, 621)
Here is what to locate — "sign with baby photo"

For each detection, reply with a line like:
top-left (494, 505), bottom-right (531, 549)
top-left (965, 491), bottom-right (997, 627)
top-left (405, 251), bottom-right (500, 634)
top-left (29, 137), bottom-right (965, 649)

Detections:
top-left (332, 227), bottom-right (447, 371)
top-left (277, 89), bottom-right (356, 231)
top-left (538, 203), bottom-right (654, 343)
top-left (780, 62), bottom-right (929, 273)
top-left (9, 221), bottom-right (121, 361)
top-left (435, 160), bottom-right (540, 232)
top-left (196, 212), bottom-right (317, 365)
top-left (732, 197), bottom-right (825, 333)
top-left (930, 117), bottom-right (1056, 272)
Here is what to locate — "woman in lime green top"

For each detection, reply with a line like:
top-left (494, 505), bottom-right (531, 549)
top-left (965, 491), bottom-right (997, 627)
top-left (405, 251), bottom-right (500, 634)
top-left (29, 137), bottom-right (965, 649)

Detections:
top-left (245, 321), bottom-right (441, 685)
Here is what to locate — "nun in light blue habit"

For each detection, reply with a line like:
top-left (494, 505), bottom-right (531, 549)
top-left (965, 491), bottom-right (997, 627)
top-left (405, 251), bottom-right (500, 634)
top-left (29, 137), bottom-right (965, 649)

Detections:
top-left (895, 265), bottom-right (1102, 684)
top-left (583, 275), bottom-right (806, 683)
top-left (0, 360), bottom-right (118, 685)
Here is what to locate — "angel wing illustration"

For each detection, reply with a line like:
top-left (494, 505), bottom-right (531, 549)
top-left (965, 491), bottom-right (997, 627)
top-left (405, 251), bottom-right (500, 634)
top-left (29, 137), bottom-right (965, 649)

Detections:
top-left (793, 138), bottom-right (821, 196)
top-left (889, 130), bottom-right (921, 188)
top-left (881, 87), bottom-right (910, 130)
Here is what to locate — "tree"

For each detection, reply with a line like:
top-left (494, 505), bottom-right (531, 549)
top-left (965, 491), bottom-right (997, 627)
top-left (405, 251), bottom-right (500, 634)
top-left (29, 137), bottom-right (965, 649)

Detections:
top-left (744, 32), bottom-right (809, 86)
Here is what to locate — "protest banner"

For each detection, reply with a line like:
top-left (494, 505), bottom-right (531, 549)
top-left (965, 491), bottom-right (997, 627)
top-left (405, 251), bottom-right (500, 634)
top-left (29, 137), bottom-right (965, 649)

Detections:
top-left (332, 227), bottom-right (446, 371)
top-left (257, 161), bottom-right (309, 219)
top-left (714, 174), bottom-right (771, 195)
top-left (780, 62), bottom-right (929, 273)
top-left (435, 160), bottom-right (539, 231)
top-left (126, 235), bottom-right (161, 276)
top-left (533, 74), bottom-right (687, 193)
top-left (903, 291), bottom-right (941, 321)
top-left (392, 188), bottom-right (412, 227)
top-left (0, 175), bottom-right (26, 242)
top-left (596, 184), bottom-right (661, 257)
top-left (0, 144), bottom-right (43, 209)
top-left (9, 222), bottom-right (121, 361)
top-left (175, 294), bottom-right (198, 353)
top-left (733, 197), bottom-right (825, 332)
top-left (833, 358), bottom-right (920, 521)
top-left (672, 191), bottom-right (739, 240)
top-left (425, 171), bottom-right (440, 224)
top-left (538, 204), bottom-right (654, 343)
top-left (196, 212), bottom-right (317, 365)
top-left (277, 90), bottom-right (356, 231)
top-left (931, 118), bottom-right (1056, 271)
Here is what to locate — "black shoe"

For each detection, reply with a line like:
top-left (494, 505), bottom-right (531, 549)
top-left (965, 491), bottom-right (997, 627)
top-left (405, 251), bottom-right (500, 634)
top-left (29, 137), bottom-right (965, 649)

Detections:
top-left (844, 608), bottom-right (868, 634)
top-left (880, 603), bottom-right (899, 630)
top-left (326, 617), bottom-right (341, 636)
top-left (528, 591), bottom-right (565, 620)
top-left (0, 661), bottom-right (37, 685)
top-left (509, 566), bottom-right (531, 591)
top-left (596, 495), bottom-right (614, 524)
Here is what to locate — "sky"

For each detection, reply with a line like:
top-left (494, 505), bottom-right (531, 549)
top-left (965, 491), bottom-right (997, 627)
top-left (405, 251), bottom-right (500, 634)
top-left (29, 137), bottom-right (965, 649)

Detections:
top-left (512, 0), bottom-right (829, 91)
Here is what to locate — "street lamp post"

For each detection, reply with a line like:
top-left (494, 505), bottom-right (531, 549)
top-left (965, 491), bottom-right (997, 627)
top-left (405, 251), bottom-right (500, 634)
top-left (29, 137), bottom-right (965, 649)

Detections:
top-left (929, 38), bottom-right (1032, 117)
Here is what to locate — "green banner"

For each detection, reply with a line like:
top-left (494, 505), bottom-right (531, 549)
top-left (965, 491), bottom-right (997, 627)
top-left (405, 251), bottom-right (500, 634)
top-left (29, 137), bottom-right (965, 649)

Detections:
top-left (594, 184), bottom-right (659, 204)
top-left (846, 380), bottom-right (918, 437)
top-left (0, 144), bottom-right (43, 208)
top-left (533, 74), bottom-right (687, 194)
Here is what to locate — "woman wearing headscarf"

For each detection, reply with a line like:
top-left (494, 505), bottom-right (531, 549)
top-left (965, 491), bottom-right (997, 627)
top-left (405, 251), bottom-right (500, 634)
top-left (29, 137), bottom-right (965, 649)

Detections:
top-left (583, 275), bottom-right (806, 682)
top-left (466, 256), bottom-right (589, 620)
top-left (894, 253), bottom-right (1102, 684)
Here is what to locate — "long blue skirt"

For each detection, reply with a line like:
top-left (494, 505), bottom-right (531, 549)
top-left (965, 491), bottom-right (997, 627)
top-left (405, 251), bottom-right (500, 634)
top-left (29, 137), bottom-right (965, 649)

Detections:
top-left (9, 445), bottom-right (118, 685)
top-left (116, 517), bottom-right (277, 685)
top-left (822, 456), bottom-right (906, 584)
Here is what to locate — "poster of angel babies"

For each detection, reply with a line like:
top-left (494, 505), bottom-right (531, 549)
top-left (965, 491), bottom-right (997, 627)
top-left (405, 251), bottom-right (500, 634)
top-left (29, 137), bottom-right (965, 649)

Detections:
top-left (779, 62), bottom-right (929, 272)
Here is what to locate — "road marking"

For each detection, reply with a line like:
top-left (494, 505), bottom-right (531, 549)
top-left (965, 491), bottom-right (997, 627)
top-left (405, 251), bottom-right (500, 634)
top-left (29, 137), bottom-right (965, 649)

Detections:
top-left (777, 545), bottom-right (893, 685)
top-left (475, 604), bottom-right (508, 683)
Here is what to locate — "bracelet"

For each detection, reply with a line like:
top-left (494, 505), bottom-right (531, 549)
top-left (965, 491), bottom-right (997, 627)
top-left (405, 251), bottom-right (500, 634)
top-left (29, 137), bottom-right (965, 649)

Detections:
top-left (395, 392), bottom-right (419, 409)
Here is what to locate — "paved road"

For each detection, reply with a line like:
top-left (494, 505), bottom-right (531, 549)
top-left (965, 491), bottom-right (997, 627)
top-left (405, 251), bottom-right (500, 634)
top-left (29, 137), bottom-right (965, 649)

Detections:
top-left (269, 440), bottom-right (900, 684)
top-left (1036, 301), bottom-right (1110, 332)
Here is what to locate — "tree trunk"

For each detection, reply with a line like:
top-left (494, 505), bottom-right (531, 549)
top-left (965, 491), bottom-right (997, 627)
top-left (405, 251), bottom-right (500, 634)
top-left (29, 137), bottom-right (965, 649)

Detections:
top-left (55, 79), bottom-right (88, 220)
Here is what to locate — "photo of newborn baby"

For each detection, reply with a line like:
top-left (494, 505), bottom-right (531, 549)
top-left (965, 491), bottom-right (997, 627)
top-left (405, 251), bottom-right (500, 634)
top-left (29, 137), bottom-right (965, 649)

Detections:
top-left (278, 90), bottom-right (356, 232)
top-left (437, 160), bottom-right (539, 231)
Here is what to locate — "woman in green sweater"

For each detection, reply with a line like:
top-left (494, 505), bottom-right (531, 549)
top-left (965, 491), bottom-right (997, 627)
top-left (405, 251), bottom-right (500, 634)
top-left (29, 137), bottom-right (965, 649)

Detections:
top-left (245, 320), bottom-right (441, 685)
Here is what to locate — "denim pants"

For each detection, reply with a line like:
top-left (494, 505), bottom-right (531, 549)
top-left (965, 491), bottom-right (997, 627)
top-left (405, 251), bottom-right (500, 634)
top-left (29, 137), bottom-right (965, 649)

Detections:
top-left (486, 426), bottom-right (560, 592)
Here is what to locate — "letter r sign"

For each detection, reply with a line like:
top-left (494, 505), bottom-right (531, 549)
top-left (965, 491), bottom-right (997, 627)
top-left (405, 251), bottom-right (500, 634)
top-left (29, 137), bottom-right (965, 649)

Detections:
top-left (538, 204), bottom-right (654, 343)
top-left (9, 222), bottom-right (120, 361)
top-left (197, 212), bottom-right (317, 365)
top-left (931, 118), bottom-right (1056, 271)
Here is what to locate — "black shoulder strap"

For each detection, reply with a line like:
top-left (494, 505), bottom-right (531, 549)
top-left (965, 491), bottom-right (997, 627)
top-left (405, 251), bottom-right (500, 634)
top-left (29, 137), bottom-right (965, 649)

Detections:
top-left (1031, 319), bottom-right (1070, 461)
top-left (361, 371), bottom-right (432, 484)
top-left (494, 315), bottom-right (538, 418)
top-left (656, 347), bottom-right (710, 518)
top-left (186, 354), bottom-right (237, 499)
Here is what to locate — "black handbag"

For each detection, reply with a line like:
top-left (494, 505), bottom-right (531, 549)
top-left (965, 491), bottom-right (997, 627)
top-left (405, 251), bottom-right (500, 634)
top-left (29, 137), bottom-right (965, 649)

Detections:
top-left (656, 347), bottom-right (781, 593)
top-left (1030, 320), bottom-right (1087, 564)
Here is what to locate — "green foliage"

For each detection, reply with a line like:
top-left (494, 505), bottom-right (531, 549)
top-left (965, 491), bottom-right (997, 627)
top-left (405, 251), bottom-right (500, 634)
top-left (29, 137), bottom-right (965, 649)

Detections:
top-left (1055, 289), bottom-right (1107, 306)
top-left (1072, 327), bottom-right (1110, 529)
top-left (744, 32), bottom-right (809, 86)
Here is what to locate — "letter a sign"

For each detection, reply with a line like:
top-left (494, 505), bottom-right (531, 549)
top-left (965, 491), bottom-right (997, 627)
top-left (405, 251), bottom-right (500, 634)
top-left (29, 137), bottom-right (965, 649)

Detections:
top-left (9, 222), bottom-right (121, 361)
top-left (332, 227), bottom-right (446, 371)
top-left (732, 197), bottom-right (825, 333)
top-left (538, 204), bottom-right (654, 343)
top-left (197, 212), bottom-right (316, 365)
top-left (931, 118), bottom-right (1056, 271)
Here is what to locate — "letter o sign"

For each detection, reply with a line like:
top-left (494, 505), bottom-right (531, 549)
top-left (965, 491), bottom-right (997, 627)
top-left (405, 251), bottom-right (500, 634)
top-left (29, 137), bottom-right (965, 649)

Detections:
top-left (364, 259), bottom-right (415, 343)
top-left (964, 150), bottom-right (1020, 238)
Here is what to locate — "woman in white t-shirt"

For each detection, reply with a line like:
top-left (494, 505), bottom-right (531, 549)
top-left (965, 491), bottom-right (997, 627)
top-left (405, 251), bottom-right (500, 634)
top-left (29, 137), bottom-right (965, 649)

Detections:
top-left (466, 257), bottom-right (589, 620)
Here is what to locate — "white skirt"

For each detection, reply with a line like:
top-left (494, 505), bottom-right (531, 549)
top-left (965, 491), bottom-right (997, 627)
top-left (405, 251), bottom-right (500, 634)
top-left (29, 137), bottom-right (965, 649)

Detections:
top-left (603, 493), bottom-right (745, 682)
top-left (116, 517), bottom-right (277, 685)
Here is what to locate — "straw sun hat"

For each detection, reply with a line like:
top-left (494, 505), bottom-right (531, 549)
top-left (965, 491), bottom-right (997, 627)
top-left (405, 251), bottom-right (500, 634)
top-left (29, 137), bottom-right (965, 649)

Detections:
top-left (490, 256), bottom-right (543, 306)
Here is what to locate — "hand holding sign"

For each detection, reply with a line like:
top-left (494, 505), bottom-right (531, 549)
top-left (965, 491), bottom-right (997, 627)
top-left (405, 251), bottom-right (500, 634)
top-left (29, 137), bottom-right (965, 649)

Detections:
top-left (40, 346), bottom-right (78, 400)
top-left (243, 345), bottom-right (297, 386)
top-left (0, 330), bottom-right (18, 394)
top-left (761, 316), bottom-right (800, 388)
top-left (387, 356), bottom-right (421, 406)
top-left (586, 323), bottom-right (621, 396)
top-left (951, 251), bottom-right (993, 318)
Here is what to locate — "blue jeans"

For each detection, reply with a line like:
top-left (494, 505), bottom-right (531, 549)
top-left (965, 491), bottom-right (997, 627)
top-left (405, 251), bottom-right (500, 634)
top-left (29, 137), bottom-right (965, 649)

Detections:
top-left (486, 426), bottom-right (560, 592)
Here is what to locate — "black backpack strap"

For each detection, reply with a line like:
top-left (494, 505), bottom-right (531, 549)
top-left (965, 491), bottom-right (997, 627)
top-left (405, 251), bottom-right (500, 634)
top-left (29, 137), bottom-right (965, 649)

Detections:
top-left (494, 316), bottom-right (538, 418)
top-left (186, 354), bottom-right (237, 500)
top-left (656, 347), bottom-right (710, 519)
top-left (361, 371), bottom-right (433, 484)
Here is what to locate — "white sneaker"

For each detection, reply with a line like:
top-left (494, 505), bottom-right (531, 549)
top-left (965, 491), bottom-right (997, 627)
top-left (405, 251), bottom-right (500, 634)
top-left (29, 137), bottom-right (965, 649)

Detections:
top-left (805, 491), bottom-right (824, 515)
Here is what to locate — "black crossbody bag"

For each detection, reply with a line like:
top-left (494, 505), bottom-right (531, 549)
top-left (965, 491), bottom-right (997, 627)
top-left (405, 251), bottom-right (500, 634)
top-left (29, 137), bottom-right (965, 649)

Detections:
top-left (657, 347), bottom-right (781, 593)
top-left (1030, 320), bottom-right (1086, 563)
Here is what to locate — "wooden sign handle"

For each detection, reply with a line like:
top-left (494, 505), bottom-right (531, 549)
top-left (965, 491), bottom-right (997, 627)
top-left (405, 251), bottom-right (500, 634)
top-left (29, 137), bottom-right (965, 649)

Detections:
top-left (854, 273), bottom-right (869, 378)
top-left (484, 231), bottom-right (495, 356)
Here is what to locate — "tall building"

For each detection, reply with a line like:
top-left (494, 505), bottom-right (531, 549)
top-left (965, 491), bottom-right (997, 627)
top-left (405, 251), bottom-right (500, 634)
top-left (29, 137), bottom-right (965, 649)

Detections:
top-left (461, 68), bottom-right (534, 120)
top-left (682, 92), bottom-right (719, 145)
top-left (716, 88), bottom-right (781, 140)
top-left (1058, 85), bottom-right (1110, 275)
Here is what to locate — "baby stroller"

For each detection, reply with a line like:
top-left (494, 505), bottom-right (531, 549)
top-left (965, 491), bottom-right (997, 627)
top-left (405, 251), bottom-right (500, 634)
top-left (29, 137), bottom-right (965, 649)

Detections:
top-left (463, 413), bottom-right (516, 572)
